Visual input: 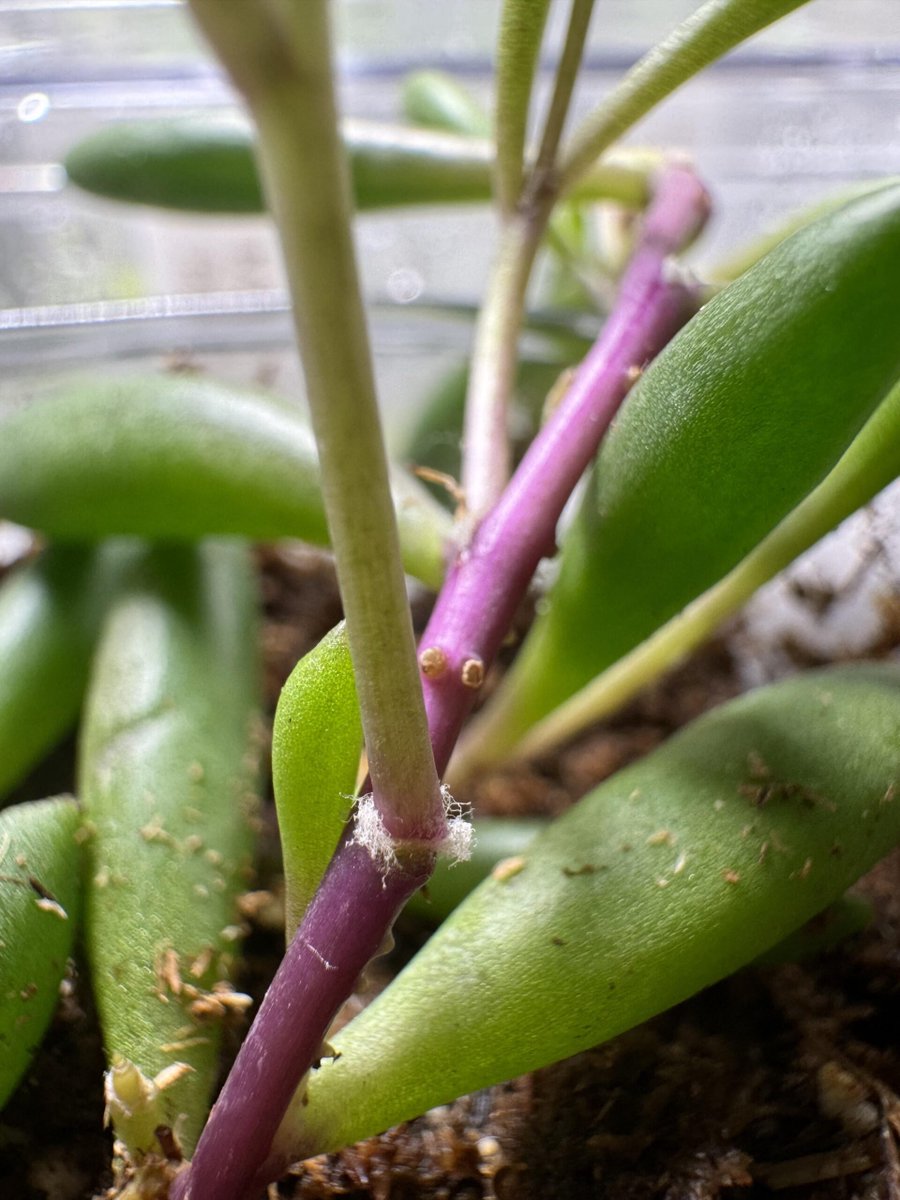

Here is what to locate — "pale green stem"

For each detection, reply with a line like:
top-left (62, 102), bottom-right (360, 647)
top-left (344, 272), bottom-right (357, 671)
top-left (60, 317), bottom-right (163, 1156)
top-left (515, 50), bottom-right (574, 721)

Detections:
top-left (531, 0), bottom-right (596, 188)
top-left (494, 0), bottom-right (553, 216)
top-left (510, 381), bottom-right (900, 761)
top-left (189, 0), bottom-right (441, 838)
top-left (558, 0), bottom-right (814, 197)
top-left (463, 0), bottom-right (605, 520)
top-left (461, 213), bottom-right (546, 519)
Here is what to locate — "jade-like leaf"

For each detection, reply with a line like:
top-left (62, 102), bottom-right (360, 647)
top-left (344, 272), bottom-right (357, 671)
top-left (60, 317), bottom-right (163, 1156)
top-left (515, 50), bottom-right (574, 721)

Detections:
top-left (65, 116), bottom-right (492, 214)
top-left (0, 797), bottom-right (81, 1109)
top-left (0, 543), bottom-right (134, 802)
top-left (477, 180), bottom-right (900, 752)
top-left (272, 623), bottom-right (362, 939)
top-left (501, 378), bottom-right (900, 763)
top-left (80, 541), bottom-right (261, 1156)
top-left (280, 665), bottom-right (900, 1158)
top-left (64, 117), bottom-right (650, 216)
top-left (0, 374), bottom-right (450, 590)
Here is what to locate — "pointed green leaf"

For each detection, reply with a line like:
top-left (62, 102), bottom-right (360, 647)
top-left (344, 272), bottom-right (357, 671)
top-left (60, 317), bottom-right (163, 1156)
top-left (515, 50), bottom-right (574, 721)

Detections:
top-left (0, 374), bottom-right (450, 589)
top-left (282, 665), bottom-right (900, 1158)
top-left (80, 541), bottom-right (261, 1155)
top-left (0, 797), bottom-right (81, 1109)
top-left (477, 180), bottom-right (900, 755)
top-left (272, 623), bottom-right (362, 939)
top-left (507, 378), bottom-right (900, 760)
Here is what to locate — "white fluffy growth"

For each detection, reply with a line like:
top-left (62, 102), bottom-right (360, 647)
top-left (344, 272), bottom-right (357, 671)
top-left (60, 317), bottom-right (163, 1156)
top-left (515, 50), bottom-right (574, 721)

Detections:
top-left (438, 784), bottom-right (474, 864)
top-left (351, 794), bottom-right (398, 871)
top-left (350, 787), bottom-right (474, 874)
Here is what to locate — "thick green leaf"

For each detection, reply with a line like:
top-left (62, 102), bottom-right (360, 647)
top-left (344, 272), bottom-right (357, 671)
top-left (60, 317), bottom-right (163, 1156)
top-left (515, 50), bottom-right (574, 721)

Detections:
top-left (65, 116), bottom-right (492, 214)
top-left (500, 378), bottom-right (900, 763)
top-left (0, 543), bottom-right (134, 801)
top-left (0, 374), bottom-right (450, 589)
top-left (64, 116), bottom-right (649, 216)
top-left (80, 541), bottom-right (261, 1155)
top-left (0, 797), bottom-right (81, 1109)
top-left (272, 623), bottom-right (361, 939)
top-left (281, 665), bottom-right (900, 1157)
top-left (478, 180), bottom-right (900, 751)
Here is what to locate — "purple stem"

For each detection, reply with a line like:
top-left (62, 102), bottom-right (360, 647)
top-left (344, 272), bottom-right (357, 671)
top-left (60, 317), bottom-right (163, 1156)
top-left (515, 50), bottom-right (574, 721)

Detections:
top-left (173, 164), bottom-right (709, 1200)
top-left (170, 838), bottom-right (433, 1200)
top-left (420, 165), bottom-right (710, 774)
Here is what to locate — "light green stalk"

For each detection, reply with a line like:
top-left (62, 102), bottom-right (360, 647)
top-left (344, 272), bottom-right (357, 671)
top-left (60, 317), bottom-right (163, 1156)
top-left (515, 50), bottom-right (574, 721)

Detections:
top-left (494, 0), bottom-right (553, 216)
top-left (530, 0), bottom-right (596, 189)
top-left (463, 0), bottom-right (596, 519)
top-left (559, 0), bottom-right (814, 196)
top-left (461, 215), bottom-right (546, 518)
top-left (189, 0), bottom-right (441, 838)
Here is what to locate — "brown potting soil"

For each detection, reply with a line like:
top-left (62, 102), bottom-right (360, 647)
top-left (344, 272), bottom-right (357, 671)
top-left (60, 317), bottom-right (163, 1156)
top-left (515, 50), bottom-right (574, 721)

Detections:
top-left (2, 544), bottom-right (899, 1200)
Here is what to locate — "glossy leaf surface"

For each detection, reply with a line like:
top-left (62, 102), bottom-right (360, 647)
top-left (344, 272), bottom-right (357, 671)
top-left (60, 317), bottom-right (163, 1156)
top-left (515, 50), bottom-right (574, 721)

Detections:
top-left (0, 374), bottom-right (450, 589)
top-left (80, 542), bottom-right (261, 1154)
top-left (481, 180), bottom-right (900, 748)
top-left (286, 665), bottom-right (900, 1157)
top-left (272, 623), bottom-right (361, 939)
top-left (0, 798), bottom-right (81, 1109)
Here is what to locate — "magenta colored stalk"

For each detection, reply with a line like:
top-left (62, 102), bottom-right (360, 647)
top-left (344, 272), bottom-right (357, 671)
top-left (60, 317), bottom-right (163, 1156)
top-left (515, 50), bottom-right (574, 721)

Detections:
top-left (171, 838), bottom-right (433, 1200)
top-left (420, 165), bottom-right (710, 774)
top-left (174, 165), bottom-right (709, 1200)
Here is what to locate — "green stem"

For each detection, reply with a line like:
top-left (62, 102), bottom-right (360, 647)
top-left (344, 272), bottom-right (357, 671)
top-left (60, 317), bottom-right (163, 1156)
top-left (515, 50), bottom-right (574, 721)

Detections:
top-left (461, 213), bottom-right (546, 519)
top-left (494, 0), bottom-right (553, 216)
top-left (531, 0), bottom-right (596, 187)
top-left (463, 0), bottom-right (602, 520)
top-left (509, 380), bottom-right (900, 761)
top-left (189, 0), bottom-right (441, 839)
top-left (558, 0), bottom-right (814, 197)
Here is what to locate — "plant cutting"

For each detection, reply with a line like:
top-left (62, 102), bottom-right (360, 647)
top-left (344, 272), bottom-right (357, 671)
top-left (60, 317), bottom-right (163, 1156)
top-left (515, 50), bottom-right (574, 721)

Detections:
top-left (1, 1), bottom-right (899, 1197)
